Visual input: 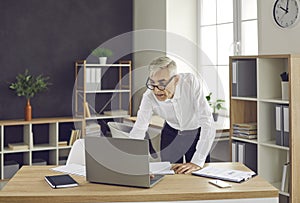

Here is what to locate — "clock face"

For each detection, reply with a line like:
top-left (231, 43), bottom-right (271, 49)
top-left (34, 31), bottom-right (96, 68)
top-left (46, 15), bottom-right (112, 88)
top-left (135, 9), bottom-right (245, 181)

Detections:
top-left (273, 0), bottom-right (300, 28)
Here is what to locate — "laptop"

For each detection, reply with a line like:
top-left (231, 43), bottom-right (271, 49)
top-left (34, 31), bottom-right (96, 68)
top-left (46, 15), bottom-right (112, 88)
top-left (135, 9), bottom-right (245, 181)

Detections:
top-left (85, 136), bottom-right (164, 188)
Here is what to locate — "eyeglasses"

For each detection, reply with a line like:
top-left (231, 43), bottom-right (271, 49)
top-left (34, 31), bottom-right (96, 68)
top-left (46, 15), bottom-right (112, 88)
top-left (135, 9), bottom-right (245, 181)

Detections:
top-left (146, 75), bottom-right (176, 91)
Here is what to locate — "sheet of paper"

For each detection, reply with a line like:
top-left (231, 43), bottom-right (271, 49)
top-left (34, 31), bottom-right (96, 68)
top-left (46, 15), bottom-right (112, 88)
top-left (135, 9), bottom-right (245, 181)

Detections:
top-left (192, 166), bottom-right (255, 182)
top-left (150, 162), bottom-right (175, 175)
top-left (51, 164), bottom-right (86, 177)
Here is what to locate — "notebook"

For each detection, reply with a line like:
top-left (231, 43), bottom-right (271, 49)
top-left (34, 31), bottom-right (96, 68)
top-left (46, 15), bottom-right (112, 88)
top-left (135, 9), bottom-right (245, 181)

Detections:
top-left (44, 174), bottom-right (78, 189)
top-left (85, 136), bottom-right (164, 188)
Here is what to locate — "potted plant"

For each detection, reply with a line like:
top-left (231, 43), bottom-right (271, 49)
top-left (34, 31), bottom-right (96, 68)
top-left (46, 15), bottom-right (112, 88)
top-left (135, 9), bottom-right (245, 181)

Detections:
top-left (91, 47), bottom-right (113, 64)
top-left (205, 92), bottom-right (226, 122)
top-left (9, 69), bottom-right (50, 121)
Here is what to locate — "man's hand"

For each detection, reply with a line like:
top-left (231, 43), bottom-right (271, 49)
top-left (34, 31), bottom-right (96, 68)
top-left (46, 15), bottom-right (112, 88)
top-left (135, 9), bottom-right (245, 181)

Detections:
top-left (171, 163), bottom-right (202, 174)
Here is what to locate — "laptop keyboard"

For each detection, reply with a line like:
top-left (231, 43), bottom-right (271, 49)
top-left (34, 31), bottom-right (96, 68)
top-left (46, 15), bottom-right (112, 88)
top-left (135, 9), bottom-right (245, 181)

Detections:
top-left (150, 174), bottom-right (164, 185)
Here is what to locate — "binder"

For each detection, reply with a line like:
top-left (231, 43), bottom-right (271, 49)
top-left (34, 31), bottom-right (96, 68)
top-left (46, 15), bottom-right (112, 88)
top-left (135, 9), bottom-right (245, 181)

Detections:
top-left (232, 60), bottom-right (257, 97)
top-left (275, 105), bottom-right (284, 146)
top-left (283, 106), bottom-right (289, 147)
top-left (275, 105), bottom-right (289, 147)
top-left (236, 142), bottom-right (257, 173)
top-left (238, 143), bottom-right (245, 164)
top-left (281, 162), bottom-right (290, 192)
top-left (232, 142), bottom-right (237, 162)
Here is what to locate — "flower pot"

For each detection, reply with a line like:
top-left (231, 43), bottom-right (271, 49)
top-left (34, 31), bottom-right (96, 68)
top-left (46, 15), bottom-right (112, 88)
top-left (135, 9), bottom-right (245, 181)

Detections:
top-left (99, 57), bottom-right (107, 64)
top-left (212, 113), bottom-right (218, 122)
top-left (25, 99), bottom-right (32, 121)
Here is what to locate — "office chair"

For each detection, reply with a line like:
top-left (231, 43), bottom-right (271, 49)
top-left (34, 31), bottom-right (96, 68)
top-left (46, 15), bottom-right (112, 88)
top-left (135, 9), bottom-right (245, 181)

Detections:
top-left (66, 139), bottom-right (85, 165)
top-left (108, 122), bottom-right (158, 159)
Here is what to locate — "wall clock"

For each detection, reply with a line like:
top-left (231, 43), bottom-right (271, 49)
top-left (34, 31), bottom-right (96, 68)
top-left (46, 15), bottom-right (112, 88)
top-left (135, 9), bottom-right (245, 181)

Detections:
top-left (273, 0), bottom-right (300, 28)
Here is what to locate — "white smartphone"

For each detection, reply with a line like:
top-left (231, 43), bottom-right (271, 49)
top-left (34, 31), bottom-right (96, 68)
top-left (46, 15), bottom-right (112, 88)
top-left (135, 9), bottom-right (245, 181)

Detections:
top-left (208, 179), bottom-right (232, 188)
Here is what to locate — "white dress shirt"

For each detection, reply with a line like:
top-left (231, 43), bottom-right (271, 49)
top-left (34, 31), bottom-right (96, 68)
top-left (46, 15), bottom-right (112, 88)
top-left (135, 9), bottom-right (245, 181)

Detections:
top-left (130, 73), bottom-right (216, 167)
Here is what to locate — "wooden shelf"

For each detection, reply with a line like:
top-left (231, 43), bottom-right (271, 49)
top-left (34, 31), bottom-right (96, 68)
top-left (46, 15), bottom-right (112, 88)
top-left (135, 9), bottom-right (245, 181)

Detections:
top-left (85, 114), bottom-right (130, 120)
top-left (259, 98), bottom-right (289, 104)
top-left (231, 136), bottom-right (258, 144)
top-left (0, 117), bottom-right (83, 179)
top-left (229, 54), bottom-right (300, 203)
top-left (74, 60), bottom-right (132, 137)
top-left (259, 140), bottom-right (289, 151)
top-left (231, 96), bottom-right (258, 101)
top-left (84, 89), bottom-right (130, 93)
top-left (3, 148), bottom-right (30, 153)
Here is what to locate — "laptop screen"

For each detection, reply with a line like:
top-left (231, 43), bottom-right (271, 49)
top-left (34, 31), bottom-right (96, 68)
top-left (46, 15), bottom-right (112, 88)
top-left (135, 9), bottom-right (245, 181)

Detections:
top-left (85, 136), bottom-right (157, 188)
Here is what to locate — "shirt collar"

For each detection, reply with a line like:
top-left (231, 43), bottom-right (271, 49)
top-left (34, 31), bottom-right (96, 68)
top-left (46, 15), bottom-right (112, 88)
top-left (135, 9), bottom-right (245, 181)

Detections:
top-left (172, 75), bottom-right (181, 100)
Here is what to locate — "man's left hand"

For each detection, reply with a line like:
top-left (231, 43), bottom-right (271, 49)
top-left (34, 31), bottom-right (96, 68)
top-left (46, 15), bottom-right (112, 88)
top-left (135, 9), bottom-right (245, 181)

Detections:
top-left (171, 163), bottom-right (201, 174)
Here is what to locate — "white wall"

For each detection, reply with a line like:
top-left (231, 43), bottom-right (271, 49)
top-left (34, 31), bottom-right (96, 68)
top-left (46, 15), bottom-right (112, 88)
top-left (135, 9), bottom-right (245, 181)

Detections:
top-left (132, 0), bottom-right (198, 115)
top-left (258, 0), bottom-right (300, 54)
top-left (132, 0), bottom-right (167, 115)
top-left (166, 0), bottom-right (198, 74)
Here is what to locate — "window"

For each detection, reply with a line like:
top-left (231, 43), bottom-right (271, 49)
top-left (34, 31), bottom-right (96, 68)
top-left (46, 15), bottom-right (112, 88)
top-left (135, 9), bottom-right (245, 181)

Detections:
top-left (198, 0), bottom-right (257, 116)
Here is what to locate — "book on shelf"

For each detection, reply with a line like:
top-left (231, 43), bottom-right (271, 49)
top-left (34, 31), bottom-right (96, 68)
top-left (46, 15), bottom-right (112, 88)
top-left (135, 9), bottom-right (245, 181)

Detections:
top-left (233, 133), bottom-right (257, 139)
top-left (86, 122), bottom-right (101, 136)
top-left (58, 141), bottom-right (68, 146)
top-left (84, 102), bottom-right (91, 117)
top-left (233, 123), bottom-right (257, 140)
top-left (233, 129), bottom-right (257, 135)
top-left (233, 122), bottom-right (257, 130)
top-left (69, 129), bottom-right (81, 146)
top-left (8, 142), bottom-right (29, 150)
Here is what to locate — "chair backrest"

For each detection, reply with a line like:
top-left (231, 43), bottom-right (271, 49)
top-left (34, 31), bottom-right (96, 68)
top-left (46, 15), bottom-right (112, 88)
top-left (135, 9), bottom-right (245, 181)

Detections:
top-left (66, 139), bottom-right (85, 165)
top-left (107, 122), bottom-right (132, 138)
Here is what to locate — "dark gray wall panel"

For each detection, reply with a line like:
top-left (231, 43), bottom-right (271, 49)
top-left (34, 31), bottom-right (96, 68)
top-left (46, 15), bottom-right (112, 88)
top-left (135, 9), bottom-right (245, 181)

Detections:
top-left (0, 0), bottom-right (133, 119)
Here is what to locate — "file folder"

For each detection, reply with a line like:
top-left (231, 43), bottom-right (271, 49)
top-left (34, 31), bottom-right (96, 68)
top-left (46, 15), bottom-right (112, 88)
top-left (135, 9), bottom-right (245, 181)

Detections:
top-left (232, 142), bottom-right (237, 162)
top-left (280, 162), bottom-right (290, 192)
top-left (283, 106), bottom-right (289, 147)
top-left (236, 142), bottom-right (257, 173)
top-left (232, 60), bottom-right (257, 97)
top-left (275, 105), bottom-right (289, 147)
top-left (275, 105), bottom-right (284, 146)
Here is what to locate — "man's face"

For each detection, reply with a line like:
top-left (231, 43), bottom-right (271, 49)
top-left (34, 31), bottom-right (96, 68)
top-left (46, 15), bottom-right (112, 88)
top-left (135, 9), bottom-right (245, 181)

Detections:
top-left (148, 69), bottom-right (178, 101)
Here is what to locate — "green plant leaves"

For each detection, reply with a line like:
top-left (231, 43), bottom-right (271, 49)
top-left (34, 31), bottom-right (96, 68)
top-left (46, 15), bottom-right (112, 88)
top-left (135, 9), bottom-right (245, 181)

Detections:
top-left (9, 69), bottom-right (50, 99)
top-left (205, 92), bottom-right (226, 113)
top-left (91, 48), bottom-right (113, 57)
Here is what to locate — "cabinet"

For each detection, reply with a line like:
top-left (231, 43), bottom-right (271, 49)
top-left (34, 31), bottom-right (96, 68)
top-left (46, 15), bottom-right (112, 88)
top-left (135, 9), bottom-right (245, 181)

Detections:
top-left (74, 60), bottom-right (132, 136)
top-left (0, 117), bottom-right (83, 179)
top-left (229, 54), bottom-right (300, 203)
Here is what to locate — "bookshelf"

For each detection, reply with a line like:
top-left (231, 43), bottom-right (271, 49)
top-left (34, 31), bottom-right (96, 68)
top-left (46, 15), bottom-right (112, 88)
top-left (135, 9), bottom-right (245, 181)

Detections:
top-left (229, 54), bottom-right (300, 203)
top-left (74, 60), bottom-right (132, 136)
top-left (0, 117), bottom-right (83, 179)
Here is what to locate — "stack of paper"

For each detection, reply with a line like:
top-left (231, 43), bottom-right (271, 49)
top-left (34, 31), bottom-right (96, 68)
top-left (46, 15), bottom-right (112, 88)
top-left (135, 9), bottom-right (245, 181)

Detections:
top-left (150, 162), bottom-right (175, 175)
top-left (192, 166), bottom-right (256, 183)
top-left (51, 164), bottom-right (86, 177)
top-left (233, 122), bottom-right (257, 139)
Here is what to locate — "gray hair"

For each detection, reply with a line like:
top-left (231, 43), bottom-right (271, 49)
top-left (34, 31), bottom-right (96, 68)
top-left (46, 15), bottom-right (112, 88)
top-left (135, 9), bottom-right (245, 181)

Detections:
top-left (148, 56), bottom-right (177, 77)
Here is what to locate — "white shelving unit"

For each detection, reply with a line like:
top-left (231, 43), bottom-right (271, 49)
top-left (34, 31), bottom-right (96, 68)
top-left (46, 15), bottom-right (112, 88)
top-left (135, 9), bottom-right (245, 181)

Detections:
top-left (229, 54), bottom-right (300, 203)
top-left (74, 60), bottom-right (132, 136)
top-left (0, 117), bottom-right (83, 179)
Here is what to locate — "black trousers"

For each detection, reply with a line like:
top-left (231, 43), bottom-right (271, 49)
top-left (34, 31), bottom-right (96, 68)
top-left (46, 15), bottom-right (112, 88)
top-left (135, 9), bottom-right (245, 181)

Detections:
top-left (160, 122), bottom-right (210, 164)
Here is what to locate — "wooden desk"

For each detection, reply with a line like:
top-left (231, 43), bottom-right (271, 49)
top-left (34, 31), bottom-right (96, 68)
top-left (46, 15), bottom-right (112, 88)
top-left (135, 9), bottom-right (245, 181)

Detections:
top-left (0, 163), bottom-right (278, 203)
